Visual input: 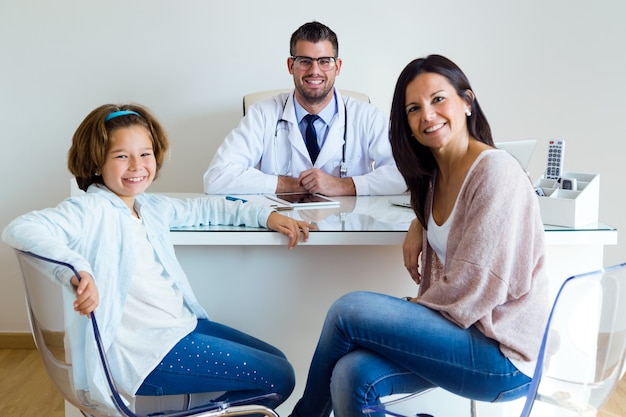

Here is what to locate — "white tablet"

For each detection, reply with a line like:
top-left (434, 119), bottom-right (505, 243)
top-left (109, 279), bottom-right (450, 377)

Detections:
top-left (265, 193), bottom-right (340, 208)
top-left (388, 195), bottom-right (412, 209)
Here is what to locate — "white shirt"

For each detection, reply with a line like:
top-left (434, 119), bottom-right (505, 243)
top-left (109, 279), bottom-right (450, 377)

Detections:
top-left (109, 216), bottom-right (196, 397)
top-left (427, 209), bottom-right (453, 265)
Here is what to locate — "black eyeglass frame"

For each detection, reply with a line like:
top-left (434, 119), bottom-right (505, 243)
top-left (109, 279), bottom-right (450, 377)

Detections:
top-left (290, 56), bottom-right (338, 71)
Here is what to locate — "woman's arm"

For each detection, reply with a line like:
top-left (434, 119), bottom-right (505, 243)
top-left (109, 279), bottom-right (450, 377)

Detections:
top-left (403, 218), bottom-right (423, 285)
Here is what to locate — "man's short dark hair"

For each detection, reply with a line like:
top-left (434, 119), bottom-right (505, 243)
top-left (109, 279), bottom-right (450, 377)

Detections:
top-left (290, 21), bottom-right (339, 57)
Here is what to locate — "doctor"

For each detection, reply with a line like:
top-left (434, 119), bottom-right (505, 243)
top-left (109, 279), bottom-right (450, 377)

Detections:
top-left (203, 21), bottom-right (406, 196)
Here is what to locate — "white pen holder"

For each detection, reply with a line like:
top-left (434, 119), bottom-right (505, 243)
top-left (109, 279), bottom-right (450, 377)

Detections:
top-left (534, 172), bottom-right (600, 227)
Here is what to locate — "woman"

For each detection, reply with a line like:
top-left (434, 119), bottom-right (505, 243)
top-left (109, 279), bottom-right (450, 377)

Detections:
top-left (288, 55), bottom-right (549, 417)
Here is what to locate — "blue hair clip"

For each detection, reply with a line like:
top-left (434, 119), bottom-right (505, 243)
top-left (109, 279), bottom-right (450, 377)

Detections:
top-left (105, 110), bottom-right (141, 122)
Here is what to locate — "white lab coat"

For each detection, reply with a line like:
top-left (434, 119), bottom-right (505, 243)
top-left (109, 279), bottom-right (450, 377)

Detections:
top-left (203, 89), bottom-right (407, 195)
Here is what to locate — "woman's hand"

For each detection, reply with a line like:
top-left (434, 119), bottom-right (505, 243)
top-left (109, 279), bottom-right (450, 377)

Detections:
top-left (403, 218), bottom-right (423, 285)
top-left (267, 212), bottom-right (317, 249)
top-left (70, 271), bottom-right (99, 316)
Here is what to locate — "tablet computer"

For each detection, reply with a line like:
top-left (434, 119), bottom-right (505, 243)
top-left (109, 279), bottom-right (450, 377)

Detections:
top-left (388, 195), bottom-right (412, 209)
top-left (265, 192), bottom-right (340, 208)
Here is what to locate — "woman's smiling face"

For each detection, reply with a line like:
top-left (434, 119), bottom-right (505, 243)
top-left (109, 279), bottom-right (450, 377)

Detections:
top-left (404, 72), bottom-right (471, 150)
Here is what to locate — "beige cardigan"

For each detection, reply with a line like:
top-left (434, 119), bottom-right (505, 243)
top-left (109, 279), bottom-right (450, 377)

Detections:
top-left (418, 150), bottom-right (549, 362)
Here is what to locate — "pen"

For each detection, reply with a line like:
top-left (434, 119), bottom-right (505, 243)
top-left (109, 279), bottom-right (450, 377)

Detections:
top-left (225, 196), bottom-right (248, 203)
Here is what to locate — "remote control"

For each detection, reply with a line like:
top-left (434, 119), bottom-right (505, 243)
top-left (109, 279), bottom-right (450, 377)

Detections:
top-left (546, 139), bottom-right (565, 180)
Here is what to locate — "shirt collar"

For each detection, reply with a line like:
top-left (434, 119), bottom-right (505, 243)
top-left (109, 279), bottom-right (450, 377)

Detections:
top-left (294, 89), bottom-right (338, 126)
top-left (86, 183), bottom-right (135, 213)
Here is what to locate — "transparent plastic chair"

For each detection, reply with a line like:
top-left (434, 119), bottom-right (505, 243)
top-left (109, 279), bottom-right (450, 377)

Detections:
top-left (15, 249), bottom-right (281, 417)
top-left (362, 262), bottom-right (626, 417)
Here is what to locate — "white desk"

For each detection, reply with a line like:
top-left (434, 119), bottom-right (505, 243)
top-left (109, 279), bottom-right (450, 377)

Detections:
top-left (66, 194), bottom-right (618, 417)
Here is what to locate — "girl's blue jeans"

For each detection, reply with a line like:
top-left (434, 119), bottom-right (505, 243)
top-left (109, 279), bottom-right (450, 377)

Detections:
top-left (136, 319), bottom-right (295, 409)
top-left (290, 291), bottom-right (531, 417)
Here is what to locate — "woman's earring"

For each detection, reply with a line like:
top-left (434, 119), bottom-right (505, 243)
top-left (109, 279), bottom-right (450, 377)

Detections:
top-left (465, 108), bottom-right (472, 117)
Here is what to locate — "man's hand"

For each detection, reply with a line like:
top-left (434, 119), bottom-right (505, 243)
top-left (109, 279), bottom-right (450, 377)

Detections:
top-left (403, 218), bottom-right (423, 285)
top-left (298, 168), bottom-right (356, 196)
top-left (267, 212), bottom-right (317, 249)
top-left (277, 175), bottom-right (308, 193)
top-left (70, 271), bottom-right (99, 316)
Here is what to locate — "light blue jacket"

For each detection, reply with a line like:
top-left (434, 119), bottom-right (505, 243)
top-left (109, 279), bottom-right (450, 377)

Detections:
top-left (2, 184), bottom-right (274, 407)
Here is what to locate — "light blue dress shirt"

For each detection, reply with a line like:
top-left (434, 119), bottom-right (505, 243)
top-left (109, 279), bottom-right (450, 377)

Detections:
top-left (294, 91), bottom-right (339, 148)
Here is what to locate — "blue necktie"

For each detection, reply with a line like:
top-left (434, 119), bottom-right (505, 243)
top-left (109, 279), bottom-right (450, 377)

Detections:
top-left (304, 114), bottom-right (320, 164)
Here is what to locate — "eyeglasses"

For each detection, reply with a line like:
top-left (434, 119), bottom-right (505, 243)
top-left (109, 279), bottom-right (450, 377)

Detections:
top-left (291, 56), bottom-right (337, 71)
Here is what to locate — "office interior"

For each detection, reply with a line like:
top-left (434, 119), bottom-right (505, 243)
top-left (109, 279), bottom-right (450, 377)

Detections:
top-left (1, 1), bottom-right (625, 415)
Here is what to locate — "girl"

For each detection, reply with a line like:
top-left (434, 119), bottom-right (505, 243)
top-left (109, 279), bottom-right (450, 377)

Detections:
top-left (3, 103), bottom-right (314, 409)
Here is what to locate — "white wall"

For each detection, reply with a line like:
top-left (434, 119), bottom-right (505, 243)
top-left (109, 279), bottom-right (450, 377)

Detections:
top-left (1, 0), bottom-right (625, 333)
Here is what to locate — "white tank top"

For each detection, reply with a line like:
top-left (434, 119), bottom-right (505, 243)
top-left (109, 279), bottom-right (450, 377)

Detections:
top-left (427, 200), bottom-right (456, 265)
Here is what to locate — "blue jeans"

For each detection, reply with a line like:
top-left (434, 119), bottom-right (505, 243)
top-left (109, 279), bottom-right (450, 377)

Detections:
top-left (136, 319), bottom-right (295, 409)
top-left (290, 291), bottom-right (531, 417)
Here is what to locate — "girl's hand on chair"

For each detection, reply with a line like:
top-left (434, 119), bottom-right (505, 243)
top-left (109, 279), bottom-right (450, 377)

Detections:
top-left (70, 271), bottom-right (100, 316)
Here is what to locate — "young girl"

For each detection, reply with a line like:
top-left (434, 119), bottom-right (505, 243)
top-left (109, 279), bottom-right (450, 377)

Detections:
top-left (2, 103), bottom-right (314, 410)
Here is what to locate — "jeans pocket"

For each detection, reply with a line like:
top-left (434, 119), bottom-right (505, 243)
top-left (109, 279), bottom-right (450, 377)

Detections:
top-left (136, 381), bottom-right (164, 396)
top-left (493, 380), bottom-right (530, 402)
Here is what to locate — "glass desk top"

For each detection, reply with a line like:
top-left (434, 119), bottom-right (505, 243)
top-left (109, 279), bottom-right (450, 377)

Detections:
top-left (167, 194), bottom-right (615, 233)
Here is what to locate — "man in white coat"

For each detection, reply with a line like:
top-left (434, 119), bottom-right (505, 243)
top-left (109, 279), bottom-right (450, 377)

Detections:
top-left (203, 21), bottom-right (406, 196)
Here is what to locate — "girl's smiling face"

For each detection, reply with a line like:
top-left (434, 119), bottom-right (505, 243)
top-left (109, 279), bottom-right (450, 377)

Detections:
top-left (100, 124), bottom-right (156, 211)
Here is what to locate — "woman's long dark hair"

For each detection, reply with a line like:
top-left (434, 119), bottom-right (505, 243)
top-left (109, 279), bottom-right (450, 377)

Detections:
top-left (389, 54), bottom-right (494, 228)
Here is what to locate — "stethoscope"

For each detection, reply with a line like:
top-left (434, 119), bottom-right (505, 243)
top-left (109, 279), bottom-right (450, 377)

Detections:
top-left (273, 97), bottom-right (348, 178)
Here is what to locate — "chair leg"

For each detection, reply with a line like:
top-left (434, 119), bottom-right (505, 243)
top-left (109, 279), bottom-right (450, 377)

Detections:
top-left (470, 399), bottom-right (478, 417)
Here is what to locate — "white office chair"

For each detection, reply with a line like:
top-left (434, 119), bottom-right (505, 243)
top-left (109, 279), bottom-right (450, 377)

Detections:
top-left (362, 262), bottom-right (626, 417)
top-left (15, 249), bottom-right (280, 417)
top-left (242, 89), bottom-right (370, 116)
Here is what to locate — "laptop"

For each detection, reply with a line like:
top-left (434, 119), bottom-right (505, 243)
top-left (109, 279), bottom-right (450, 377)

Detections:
top-left (389, 140), bottom-right (538, 208)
